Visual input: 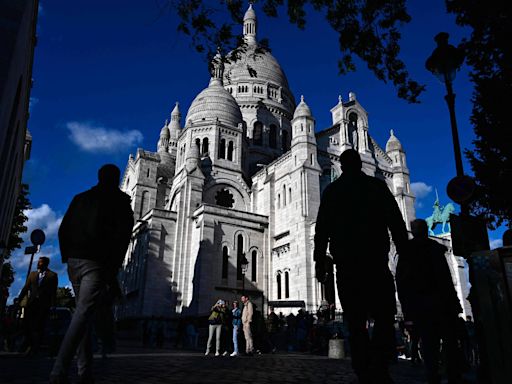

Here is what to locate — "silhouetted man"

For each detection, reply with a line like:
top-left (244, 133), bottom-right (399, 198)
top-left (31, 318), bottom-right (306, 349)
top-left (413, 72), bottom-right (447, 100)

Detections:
top-left (314, 149), bottom-right (408, 384)
top-left (50, 164), bottom-right (133, 384)
top-left (18, 256), bottom-right (58, 355)
top-left (396, 219), bottom-right (462, 384)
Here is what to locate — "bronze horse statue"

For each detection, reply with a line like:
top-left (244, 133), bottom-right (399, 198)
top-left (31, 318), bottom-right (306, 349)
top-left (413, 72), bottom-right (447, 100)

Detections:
top-left (425, 193), bottom-right (455, 236)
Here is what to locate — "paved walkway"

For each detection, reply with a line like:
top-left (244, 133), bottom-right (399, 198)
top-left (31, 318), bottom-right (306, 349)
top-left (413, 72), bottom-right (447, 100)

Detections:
top-left (0, 350), bottom-right (430, 384)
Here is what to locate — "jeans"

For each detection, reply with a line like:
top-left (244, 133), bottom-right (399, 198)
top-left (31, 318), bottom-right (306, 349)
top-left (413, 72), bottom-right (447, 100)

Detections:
top-left (243, 322), bottom-right (253, 353)
top-left (206, 324), bottom-right (222, 354)
top-left (51, 259), bottom-right (106, 378)
top-left (232, 325), bottom-right (239, 353)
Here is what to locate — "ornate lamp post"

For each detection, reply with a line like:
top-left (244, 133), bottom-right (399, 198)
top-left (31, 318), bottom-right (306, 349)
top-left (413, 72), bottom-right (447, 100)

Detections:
top-left (241, 253), bottom-right (249, 293)
top-left (426, 32), bottom-right (468, 213)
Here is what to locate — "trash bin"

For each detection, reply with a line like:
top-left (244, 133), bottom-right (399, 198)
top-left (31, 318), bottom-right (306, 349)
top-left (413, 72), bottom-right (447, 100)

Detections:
top-left (328, 338), bottom-right (345, 359)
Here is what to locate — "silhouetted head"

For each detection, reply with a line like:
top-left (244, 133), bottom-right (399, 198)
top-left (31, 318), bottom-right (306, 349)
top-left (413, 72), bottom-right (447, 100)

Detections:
top-left (37, 256), bottom-right (50, 271)
top-left (411, 219), bottom-right (428, 239)
top-left (503, 229), bottom-right (512, 247)
top-left (98, 164), bottom-right (121, 189)
top-left (339, 149), bottom-right (362, 175)
top-left (241, 295), bottom-right (249, 304)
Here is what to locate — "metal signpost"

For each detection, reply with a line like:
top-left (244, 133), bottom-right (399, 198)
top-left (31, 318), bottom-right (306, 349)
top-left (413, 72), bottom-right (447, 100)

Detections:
top-left (24, 229), bottom-right (46, 280)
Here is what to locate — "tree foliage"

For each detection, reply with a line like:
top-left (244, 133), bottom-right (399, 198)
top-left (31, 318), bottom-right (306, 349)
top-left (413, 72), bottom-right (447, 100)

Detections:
top-left (4, 183), bottom-right (31, 259)
top-left (0, 262), bottom-right (15, 290)
top-left (163, 0), bottom-right (424, 103)
top-left (446, 0), bottom-right (512, 228)
top-left (55, 287), bottom-right (75, 308)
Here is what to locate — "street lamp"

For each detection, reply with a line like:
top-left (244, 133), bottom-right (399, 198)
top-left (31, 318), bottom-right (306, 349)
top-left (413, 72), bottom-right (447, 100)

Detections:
top-left (240, 253), bottom-right (249, 293)
top-left (426, 32), bottom-right (465, 178)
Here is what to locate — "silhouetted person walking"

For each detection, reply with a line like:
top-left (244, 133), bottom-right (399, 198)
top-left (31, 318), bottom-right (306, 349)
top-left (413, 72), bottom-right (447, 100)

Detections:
top-left (314, 149), bottom-right (408, 384)
top-left (50, 164), bottom-right (134, 384)
top-left (396, 219), bottom-right (462, 384)
top-left (18, 256), bottom-right (58, 355)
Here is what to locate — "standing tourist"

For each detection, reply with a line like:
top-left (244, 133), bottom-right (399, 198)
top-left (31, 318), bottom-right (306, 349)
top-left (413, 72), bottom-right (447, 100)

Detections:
top-left (396, 218), bottom-right (463, 384)
top-left (314, 149), bottom-right (409, 384)
top-left (50, 164), bottom-right (134, 384)
top-left (241, 295), bottom-right (254, 356)
top-left (230, 300), bottom-right (242, 356)
top-left (205, 299), bottom-right (226, 356)
top-left (17, 256), bottom-right (58, 355)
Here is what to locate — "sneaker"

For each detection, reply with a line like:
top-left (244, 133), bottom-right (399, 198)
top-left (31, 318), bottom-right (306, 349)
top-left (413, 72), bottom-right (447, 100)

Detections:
top-left (230, 352), bottom-right (238, 357)
top-left (222, 351), bottom-right (228, 356)
top-left (215, 352), bottom-right (220, 356)
top-left (204, 351), bottom-right (210, 356)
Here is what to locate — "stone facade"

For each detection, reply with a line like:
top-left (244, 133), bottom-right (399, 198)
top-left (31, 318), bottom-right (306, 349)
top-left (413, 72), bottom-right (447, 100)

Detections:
top-left (116, 4), bottom-right (468, 319)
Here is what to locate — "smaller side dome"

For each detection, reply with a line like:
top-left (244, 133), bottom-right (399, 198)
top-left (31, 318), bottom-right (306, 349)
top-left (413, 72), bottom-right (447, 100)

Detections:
top-left (159, 120), bottom-right (170, 139)
top-left (293, 95), bottom-right (312, 119)
top-left (386, 129), bottom-right (403, 152)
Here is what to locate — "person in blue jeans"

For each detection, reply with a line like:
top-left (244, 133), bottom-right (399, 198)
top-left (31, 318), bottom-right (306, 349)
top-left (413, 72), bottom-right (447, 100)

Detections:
top-left (49, 164), bottom-right (134, 384)
top-left (230, 301), bottom-right (242, 356)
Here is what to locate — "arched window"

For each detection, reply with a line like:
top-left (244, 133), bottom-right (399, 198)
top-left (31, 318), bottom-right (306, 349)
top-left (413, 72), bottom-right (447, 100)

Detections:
top-left (269, 124), bottom-right (277, 148)
top-left (251, 250), bottom-right (257, 282)
top-left (282, 130), bottom-right (289, 151)
top-left (237, 234), bottom-right (244, 280)
top-left (285, 271), bottom-right (290, 298)
top-left (202, 137), bottom-right (209, 155)
top-left (227, 141), bottom-right (234, 161)
top-left (282, 185), bottom-right (286, 206)
top-left (222, 246), bottom-right (228, 279)
top-left (288, 188), bottom-right (292, 203)
top-left (277, 273), bottom-right (282, 300)
top-left (195, 138), bottom-right (201, 152)
top-left (277, 194), bottom-right (281, 209)
top-left (139, 190), bottom-right (149, 217)
top-left (253, 122), bottom-right (263, 145)
top-left (219, 138), bottom-right (226, 159)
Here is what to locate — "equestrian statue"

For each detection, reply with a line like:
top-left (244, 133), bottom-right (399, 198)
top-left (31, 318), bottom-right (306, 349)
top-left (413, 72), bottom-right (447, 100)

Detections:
top-left (425, 190), bottom-right (455, 236)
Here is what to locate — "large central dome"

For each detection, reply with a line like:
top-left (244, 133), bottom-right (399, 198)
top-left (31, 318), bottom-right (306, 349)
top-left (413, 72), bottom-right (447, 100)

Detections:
top-left (222, 3), bottom-right (295, 116)
top-left (223, 47), bottom-right (291, 91)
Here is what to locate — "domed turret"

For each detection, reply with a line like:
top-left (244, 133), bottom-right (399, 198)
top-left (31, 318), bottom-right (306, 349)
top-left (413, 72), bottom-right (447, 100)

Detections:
top-left (157, 120), bottom-right (170, 153)
top-left (243, 3), bottom-right (257, 46)
top-left (169, 102), bottom-right (181, 140)
top-left (293, 95), bottom-right (312, 119)
top-left (386, 129), bottom-right (403, 152)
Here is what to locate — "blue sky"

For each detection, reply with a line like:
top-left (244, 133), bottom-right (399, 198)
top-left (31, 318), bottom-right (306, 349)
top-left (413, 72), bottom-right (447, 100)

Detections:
top-left (9, 1), bottom-right (505, 300)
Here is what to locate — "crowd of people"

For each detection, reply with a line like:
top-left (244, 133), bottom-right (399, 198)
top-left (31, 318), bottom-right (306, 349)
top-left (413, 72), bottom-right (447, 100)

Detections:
top-left (0, 152), bottom-right (489, 384)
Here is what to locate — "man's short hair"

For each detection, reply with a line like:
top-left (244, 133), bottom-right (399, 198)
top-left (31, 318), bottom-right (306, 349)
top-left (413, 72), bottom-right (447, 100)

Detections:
top-left (411, 219), bottom-right (428, 238)
top-left (98, 164), bottom-right (121, 187)
top-left (339, 149), bottom-right (362, 173)
top-left (39, 256), bottom-right (50, 266)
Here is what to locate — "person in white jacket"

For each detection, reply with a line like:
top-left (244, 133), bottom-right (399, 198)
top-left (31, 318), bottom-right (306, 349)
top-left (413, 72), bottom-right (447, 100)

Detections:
top-left (241, 295), bottom-right (254, 355)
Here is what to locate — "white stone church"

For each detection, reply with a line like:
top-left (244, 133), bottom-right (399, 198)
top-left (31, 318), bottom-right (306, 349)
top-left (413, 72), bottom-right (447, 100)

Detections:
top-left (116, 4), bottom-right (471, 319)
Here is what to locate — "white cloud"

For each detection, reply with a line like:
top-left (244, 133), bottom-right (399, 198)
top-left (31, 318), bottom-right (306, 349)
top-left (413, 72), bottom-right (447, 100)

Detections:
top-left (67, 121), bottom-right (143, 153)
top-left (24, 204), bottom-right (63, 240)
top-left (490, 239), bottom-right (503, 250)
top-left (411, 181), bottom-right (433, 199)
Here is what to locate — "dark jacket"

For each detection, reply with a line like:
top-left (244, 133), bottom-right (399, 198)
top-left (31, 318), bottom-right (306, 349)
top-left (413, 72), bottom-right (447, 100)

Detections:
top-left (58, 185), bottom-right (134, 271)
top-left (396, 237), bottom-right (462, 320)
top-left (314, 171), bottom-right (408, 270)
top-left (19, 269), bottom-right (58, 309)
